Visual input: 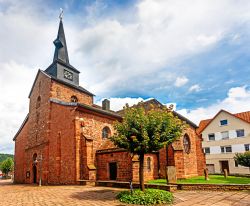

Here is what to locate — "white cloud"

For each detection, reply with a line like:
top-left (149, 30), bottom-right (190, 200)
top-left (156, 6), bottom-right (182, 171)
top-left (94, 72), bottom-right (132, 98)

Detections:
top-left (189, 84), bottom-right (201, 92)
top-left (77, 0), bottom-right (250, 94)
top-left (0, 61), bottom-right (36, 153)
top-left (177, 86), bottom-right (250, 124)
top-left (174, 76), bottom-right (189, 87)
top-left (1, 0), bottom-right (250, 153)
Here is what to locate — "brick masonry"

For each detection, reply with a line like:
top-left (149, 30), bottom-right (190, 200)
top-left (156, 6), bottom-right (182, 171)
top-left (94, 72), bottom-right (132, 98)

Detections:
top-left (14, 70), bottom-right (205, 185)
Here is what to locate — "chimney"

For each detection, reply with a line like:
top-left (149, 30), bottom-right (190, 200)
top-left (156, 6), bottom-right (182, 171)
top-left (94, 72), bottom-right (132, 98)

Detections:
top-left (102, 99), bottom-right (110, 110)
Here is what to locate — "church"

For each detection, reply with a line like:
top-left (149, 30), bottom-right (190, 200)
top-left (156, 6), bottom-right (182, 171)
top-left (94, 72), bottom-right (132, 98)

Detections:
top-left (13, 19), bottom-right (205, 184)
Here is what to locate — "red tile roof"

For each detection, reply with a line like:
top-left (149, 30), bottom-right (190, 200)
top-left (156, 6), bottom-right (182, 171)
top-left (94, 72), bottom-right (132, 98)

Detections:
top-left (197, 110), bottom-right (250, 134)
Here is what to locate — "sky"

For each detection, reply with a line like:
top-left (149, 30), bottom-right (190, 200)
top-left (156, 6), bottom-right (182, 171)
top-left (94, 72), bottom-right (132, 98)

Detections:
top-left (1, 0), bottom-right (250, 154)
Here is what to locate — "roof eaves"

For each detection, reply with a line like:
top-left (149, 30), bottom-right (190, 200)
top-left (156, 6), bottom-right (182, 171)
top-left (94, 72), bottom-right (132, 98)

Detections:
top-left (77, 103), bottom-right (122, 119)
top-left (50, 76), bottom-right (95, 96)
top-left (13, 114), bottom-right (29, 141)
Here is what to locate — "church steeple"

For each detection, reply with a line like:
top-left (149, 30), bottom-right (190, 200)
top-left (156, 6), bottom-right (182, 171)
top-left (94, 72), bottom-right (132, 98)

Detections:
top-left (45, 13), bottom-right (80, 87)
top-left (53, 19), bottom-right (69, 64)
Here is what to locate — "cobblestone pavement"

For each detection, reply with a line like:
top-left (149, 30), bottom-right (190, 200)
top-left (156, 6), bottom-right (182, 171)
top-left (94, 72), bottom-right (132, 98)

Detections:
top-left (0, 180), bottom-right (249, 206)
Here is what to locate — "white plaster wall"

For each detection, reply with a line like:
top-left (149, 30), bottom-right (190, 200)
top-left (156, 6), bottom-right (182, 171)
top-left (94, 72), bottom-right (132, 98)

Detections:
top-left (232, 144), bottom-right (245, 153)
top-left (215, 132), bottom-right (221, 141)
top-left (229, 130), bottom-right (237, 139)
top-left (210, 146), bottom-right (221, 154)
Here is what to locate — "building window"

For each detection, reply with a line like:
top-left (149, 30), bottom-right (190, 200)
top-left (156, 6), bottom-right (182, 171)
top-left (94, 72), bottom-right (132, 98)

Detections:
top-left (102, 126), bottom-right (111, 139)
top-left (183, 134), bottom-right (191, 154)
top-left (71, 95), bottom-right (78, 103)
top-left (245, 144), bottom-right (250, 151)
top-left (221, 146), bottom-right (232, 153)
top-left (236, 129), bottom-right (245, 137)
top-left (235, 161), bottom-right (238, 167)
top-left (147, 157), bottom-right (151, 172)
top-left (36, 96), bottom-right (41, 109)
top-left (204, 147), bottom-right (210, 154)
top-left (221, 131), bottom-right (229, 140)
top-left (208, 133), bottom-right (215, 141)
top-left (220, 119), bottom-right (228, 126)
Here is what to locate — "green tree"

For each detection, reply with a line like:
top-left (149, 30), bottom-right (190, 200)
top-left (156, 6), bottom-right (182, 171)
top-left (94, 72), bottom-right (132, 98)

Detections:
top-left (0, 157), bottom-right (14, 176)
top-left (234, 151), bottom-right (250, 171)
top-left (110, 104), bottom-right (185, 191)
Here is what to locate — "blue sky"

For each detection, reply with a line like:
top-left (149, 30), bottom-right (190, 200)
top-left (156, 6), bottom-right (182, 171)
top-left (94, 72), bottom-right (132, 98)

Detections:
top-left (1, 0), bottom-right (250, 153)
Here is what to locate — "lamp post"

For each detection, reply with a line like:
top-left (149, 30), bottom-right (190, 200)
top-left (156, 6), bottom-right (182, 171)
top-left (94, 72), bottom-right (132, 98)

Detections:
top-left (38, 154), bottom-right (43, 186)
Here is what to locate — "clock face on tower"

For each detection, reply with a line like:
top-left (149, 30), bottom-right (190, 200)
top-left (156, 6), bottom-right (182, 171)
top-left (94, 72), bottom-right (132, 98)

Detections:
top-left (63, 69), bottom-right (73, 81)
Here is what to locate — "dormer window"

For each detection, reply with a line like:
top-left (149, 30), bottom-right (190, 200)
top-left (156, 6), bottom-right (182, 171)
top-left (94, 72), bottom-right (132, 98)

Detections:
top-left (220, 119), bottom-right (228, 126)
top-left (71, 95), bottom-right (78, 103)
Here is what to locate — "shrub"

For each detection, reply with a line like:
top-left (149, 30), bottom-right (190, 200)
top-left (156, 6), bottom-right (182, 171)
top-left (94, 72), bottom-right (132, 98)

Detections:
top-left (117, 189), bottom-right (173, 205)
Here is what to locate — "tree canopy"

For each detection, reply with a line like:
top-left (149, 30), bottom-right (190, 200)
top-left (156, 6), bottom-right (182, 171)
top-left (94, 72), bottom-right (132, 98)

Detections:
top-left (0, 153), bottom-right (13, 164)
top-left (110, 103), bottom-right (185, 190)
top-left (0, 157), bottom-right (14, 176)
top-left (234, 151), bottom-right (250, 170)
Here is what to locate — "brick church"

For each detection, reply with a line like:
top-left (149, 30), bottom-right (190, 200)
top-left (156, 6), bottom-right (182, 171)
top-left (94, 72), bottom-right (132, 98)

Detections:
top-left (13, 19), bottom-right (205, 184)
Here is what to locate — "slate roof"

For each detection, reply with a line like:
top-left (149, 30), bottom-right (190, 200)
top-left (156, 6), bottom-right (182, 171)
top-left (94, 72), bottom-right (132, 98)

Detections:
top-left (117, 98), bottom-right (198, 128)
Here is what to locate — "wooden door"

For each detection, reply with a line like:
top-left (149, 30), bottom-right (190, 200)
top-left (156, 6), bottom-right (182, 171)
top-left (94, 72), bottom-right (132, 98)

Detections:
top-left (220, 161), bottom-right (229, 174)
top-left (109, 162), bottom-right (117, 180)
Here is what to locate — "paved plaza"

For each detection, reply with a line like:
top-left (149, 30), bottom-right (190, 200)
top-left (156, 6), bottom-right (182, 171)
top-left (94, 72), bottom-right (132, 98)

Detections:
top-left (0, 180), bottom-right (249, 206)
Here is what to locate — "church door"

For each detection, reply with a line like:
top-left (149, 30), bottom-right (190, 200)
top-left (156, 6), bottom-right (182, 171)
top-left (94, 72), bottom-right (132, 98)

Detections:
top-left (33, 165), bottom-right (37, 184)
top-left (109, 162), bottom-right (117, 180)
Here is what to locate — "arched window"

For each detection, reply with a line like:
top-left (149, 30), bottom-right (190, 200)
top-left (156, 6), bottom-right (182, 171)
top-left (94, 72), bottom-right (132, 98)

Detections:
top-left (36, 96), bottom-right (41, 109)
top-left (147, 157), bottom-right (151, 171)
top-left (102, 126), bottom-right (111, 139)
top-left (33, 153), bottom-right (37, 162)
top-left (71, 95), bottom-right (78, 103)
top-left (183, 134), bottom-right (191, 154)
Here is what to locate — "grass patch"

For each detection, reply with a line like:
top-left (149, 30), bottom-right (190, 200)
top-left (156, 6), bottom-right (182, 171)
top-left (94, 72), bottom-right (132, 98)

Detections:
top-left (148, 175), bottom-right (250, 185)
top-left (117, 189), bottom-right (173, 205)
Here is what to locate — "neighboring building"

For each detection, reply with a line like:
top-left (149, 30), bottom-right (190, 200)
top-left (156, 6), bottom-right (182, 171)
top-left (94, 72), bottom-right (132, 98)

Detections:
top-left (13, 19), bottom-right (205, 185)
top-left (198, 110), bottom-right (250, 175)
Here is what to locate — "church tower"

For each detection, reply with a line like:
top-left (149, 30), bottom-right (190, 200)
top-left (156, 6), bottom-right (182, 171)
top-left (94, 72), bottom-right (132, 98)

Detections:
top-left (45, 19), bottom-right (80, 86)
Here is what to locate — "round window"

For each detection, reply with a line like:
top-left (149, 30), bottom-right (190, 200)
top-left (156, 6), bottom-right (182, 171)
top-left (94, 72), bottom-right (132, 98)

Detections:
top-left (183, 134), bottom-right (191, 154)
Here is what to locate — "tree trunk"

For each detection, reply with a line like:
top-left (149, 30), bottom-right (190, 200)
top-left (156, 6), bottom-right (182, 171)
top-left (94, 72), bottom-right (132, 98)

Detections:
top-left (139, 153), bottom-right (145, 191)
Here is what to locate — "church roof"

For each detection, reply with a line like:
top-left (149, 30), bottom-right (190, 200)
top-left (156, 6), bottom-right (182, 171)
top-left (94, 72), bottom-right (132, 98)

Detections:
top-left (28, 70), bottom-right (94, 98)
top-left (117, 98), bottom-right (198, 128)
top-left (49, 73), bottom-right (94, 96)
top-left (13, 114), bottom-right (29, 141)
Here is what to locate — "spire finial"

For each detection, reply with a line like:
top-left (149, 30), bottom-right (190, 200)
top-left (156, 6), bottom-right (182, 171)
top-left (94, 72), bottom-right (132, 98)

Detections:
top-left (59, 8), bottom-right (63, 20)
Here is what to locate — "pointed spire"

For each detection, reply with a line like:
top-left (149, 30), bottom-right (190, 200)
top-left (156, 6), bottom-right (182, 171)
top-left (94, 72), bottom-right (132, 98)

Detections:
top-left (53, 19), bottom-right (69, 64)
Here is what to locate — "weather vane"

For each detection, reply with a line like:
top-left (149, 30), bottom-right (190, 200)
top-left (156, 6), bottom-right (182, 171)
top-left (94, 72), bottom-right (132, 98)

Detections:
top-left (59, 8), bottom-right (63, 20)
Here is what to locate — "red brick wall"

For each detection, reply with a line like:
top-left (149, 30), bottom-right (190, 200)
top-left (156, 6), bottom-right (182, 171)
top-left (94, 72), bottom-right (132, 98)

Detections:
top-left (14, 120), bottom-right (28, 183)
top-left (15, 71), bottom-right (52, 184)
top-left (132, 154), bottom-right (159, 182)
top-left (48, 102), bottom-right (77, 184)
top-left (196, 134), bottom-right (206, 175)
top-left (77, 111), bottom-right (118, 181)
top-left (182, 127), bottom-right (199, 178)
top-left (51, 81), bottom-right (93, 105)
top-left (97, 152), bottom-right (158, 182)
top-left (96, 151), bottom-right (132, 181)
